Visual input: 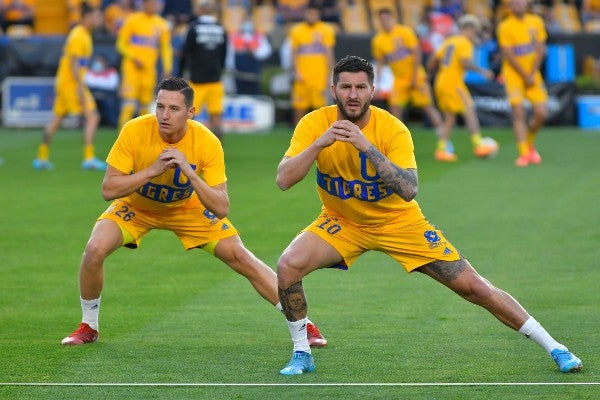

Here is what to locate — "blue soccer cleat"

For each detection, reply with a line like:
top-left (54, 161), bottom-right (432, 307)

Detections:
top-left (279, 351), bottom-right (316, 375)
top-left (551, 348), bottom-right (583, 373)
top-left (33, 158), bottom-right (54, 170)
top-left (81, 157), bottom-right (107, 171)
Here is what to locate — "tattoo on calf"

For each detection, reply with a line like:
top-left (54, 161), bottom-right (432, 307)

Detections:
top-left (279, 281), bottom-right (308, 321)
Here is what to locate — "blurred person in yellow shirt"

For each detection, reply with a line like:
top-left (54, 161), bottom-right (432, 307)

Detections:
top-left (372, 7), bottom-right (444, 138)
top-left (33, 3), bottom-right (105, 171)
top-left (103, 0), bottom-right (135, 36)
top-left (428, 14), bottom-right (496, 162)
top-left (116, 0), bottom-right (173, 128)
top-left (497, 0), bottom-right (548, 167)
top-left (288, 2), bottom-right (336, 125)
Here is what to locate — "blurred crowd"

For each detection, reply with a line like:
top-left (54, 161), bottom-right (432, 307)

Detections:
top-left (1, 0), bottom-right (600, 126)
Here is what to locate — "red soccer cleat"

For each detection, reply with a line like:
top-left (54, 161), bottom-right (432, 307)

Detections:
top-left (61, 323), bottom-right (99, 346)
top-left (528, 146), bottom-right (542, 164)
top-left (307, 322), bottom-right (328, 348)
top-left (515, 155), bottom-right (530, 167)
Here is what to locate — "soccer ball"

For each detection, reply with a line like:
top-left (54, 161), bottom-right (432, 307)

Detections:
top-left (478, 136), bottom-right (499, 159)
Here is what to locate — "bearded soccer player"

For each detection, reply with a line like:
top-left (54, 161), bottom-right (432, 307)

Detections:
top-left (274, 55), bottom-right (582, 375)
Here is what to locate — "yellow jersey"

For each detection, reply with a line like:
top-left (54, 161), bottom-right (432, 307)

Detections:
top-left (55, 24), bottom-right (93, 87)
top-left (434, 34), bottom-right (474, 86)
top-left (289, 21), bottom-right (336, 85)
top-left (116, 11), bottom-right (173, 74)
top-left (371, 24), bottom-right (420, 80)
top-left (497, 13), bottom-right (547, 78)
top-left (106, 114), bottom-right (225, 212)
top-left (284, 105), bottom-right (421, 225)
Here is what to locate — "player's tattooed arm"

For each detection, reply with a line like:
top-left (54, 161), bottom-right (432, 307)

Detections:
top-left (278, 282), bottom-right (308, 321)
top-left (364, 145), bottom-right (418, 202)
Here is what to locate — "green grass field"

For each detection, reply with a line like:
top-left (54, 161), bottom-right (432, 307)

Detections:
top-left (0, 123), bottom-right (599, 399)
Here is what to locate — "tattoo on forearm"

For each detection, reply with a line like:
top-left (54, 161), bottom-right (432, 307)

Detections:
top-left (278, 281), bottom-right (308, 322)
top-left (364, 145), bottom-right (417, 200)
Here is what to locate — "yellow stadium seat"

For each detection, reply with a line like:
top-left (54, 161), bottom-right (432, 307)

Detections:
top-left (340, 0), bottom-right (371, 33)
top-left (398, 0), bottom-right (425, 29)
top-left (553, 2), bottom-right (582, 33)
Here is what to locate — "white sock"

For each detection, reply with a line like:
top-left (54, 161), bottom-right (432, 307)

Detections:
top-left (287, 318), bottom-right (311, 354)
top-left (518, 316), bottom-right (567, 354)
top-left (81, 297), bottom-right (100, 331)
top-left (275, 302), bottom-right (283, 312)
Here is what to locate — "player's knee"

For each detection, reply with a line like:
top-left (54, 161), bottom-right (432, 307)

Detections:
top-left (276, 253), bottom-right (303, 288)
top-left (459, 276), bottom-right (495, 304)
top-left (82, 238), bottom-right (110, 264)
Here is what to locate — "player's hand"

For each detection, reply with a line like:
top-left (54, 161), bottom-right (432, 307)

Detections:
top-left (132, 58), bottom-right (144, 69)
top-left (330, 120), bottom-right (371, 152)
top-left (159, 148), bottom-right (196, 177)
top-left (524, 74), bottom-right (535, 88)
top-left (482, 69), bottom-right (495, 80)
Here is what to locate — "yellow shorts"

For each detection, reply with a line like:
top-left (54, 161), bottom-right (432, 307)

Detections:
top-left (389, 71), bottom-right (433, 108)
top-left (52, 83), bottom-right (96, 116)
top-left (120, 62), bottom-right (157, 105)
top-left (503, 71), bottom-right (548, 106)
top-left (304, 208), bottom-right (460, 272)
top-left (291, 80), bottom-right (328, 110)
top-left (99, 199), bottom-right (238, 250)
top-left (189, 81), bottom-right (225, 115)
top-left (434, 80), bottom-right (472, 114)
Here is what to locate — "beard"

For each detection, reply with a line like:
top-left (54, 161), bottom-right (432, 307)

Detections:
top-left (335, 97), bottom-right (370, 123)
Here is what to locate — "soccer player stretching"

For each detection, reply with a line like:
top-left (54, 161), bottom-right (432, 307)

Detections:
top-left (61, 77), bottom-right (326, 348)
top-left (275, 55), bottom-right (582, 375)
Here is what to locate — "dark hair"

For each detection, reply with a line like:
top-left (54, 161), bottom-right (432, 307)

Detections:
top-left (81, 1), bottom-right (98, 17)
top-left (332, 55), bottom-right (374, 85)
top-left (157, 77), bottom-right (194, 108)
top-left (378, 7), bottom-right (393, 17)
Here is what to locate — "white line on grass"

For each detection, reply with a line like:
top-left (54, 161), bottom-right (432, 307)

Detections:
top-left (1, 383), bottom-right (598, 387)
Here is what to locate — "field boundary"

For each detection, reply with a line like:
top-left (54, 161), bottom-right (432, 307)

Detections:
top-left (1, 382), bottom-right (598, 387)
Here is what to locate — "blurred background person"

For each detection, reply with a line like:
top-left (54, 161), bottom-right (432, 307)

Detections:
top-left (371, 7), bottom-right (444, 137)
top-left (116, 0), bottom-right (172, 128)
top-left (85, 53), bottom-right (121, 127)
top-left (427, 14), bottom-right (497, 162)
top-left (33, 3), bottom-right (105, 171)
top-left (179, 0), bottom-right (227, 141)
top-left (226, 18), bottom-right (273, 95)
top-left (497, 0), bottom-right (548, 167)
top-left (288, 1), bottom-right (336, 125)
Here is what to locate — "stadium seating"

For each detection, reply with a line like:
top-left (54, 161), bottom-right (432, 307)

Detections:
top-left (584, 18), bottom-right (600, 32)
top-left (464, 0), bottom-right (494, 20)
top-left (552, 1), bottom-right (582, 33)
top-left (398, 0), bottom-right (425, 29)
top-left (340, 0), bottom-right (370, 33)
top-left (33, 0), bottom-right (69, 35)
